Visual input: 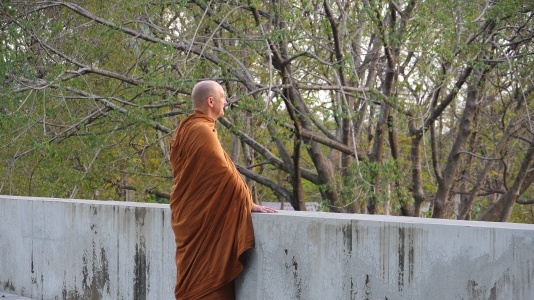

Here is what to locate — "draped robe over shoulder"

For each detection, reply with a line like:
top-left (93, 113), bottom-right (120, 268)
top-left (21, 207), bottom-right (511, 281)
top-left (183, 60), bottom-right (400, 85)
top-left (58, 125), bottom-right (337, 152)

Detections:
top-left (169, 111), bottom-right (255, 300)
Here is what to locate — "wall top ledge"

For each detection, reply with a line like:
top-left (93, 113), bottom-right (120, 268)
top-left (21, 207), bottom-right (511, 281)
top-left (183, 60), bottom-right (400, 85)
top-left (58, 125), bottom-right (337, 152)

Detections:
top-left (265, 210), bottom-right (534, 230)
top-left (2, 195), bottom-right (533, 231)
top-left (0, 194), bottom-right (169, 209)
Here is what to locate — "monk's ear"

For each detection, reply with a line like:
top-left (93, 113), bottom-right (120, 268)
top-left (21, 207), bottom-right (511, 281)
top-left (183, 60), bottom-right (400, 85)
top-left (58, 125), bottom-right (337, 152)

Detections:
top-left (207, 97), bottom-right (214, 107)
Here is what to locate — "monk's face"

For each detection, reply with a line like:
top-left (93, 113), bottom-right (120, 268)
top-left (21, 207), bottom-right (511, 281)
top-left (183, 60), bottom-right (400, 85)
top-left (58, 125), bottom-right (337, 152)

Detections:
top-left (212, 85), bottom-right (227, 118)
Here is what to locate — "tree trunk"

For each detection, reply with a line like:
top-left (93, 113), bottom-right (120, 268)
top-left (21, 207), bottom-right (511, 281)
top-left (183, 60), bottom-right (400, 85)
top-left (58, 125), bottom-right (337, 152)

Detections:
top-left (388, 113), bottom-right (412, 216)
top-left (457, 129), bottom-right (512, 220)
top-left (479, 142), bottom-right (534, 222)
top-left (432, 78), bottom-right (481, 218)
top-left (456, 117), bottom-right (479, 218)
top-left (410, 133), bottom-right (425, 217)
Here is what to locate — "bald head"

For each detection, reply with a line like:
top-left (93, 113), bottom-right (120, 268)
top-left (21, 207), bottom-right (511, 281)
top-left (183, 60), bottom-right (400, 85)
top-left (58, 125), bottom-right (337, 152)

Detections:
top-left (191, 80), bottom-right (227, 119)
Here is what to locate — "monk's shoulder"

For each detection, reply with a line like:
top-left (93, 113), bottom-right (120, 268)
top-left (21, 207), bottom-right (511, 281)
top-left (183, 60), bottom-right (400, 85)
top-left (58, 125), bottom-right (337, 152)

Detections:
top-left (187, 119), bottom-right (216, 136)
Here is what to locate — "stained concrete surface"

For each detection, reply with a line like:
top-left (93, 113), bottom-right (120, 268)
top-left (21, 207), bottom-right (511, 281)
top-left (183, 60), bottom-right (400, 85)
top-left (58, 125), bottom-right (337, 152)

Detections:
top-left (1, 195), bottom-right (534, 300)
top-left (0, 292), bottom-right (33, 299)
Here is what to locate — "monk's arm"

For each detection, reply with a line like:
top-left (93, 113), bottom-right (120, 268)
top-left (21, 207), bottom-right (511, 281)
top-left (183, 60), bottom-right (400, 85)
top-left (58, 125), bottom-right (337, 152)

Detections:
top-left (198, 125), bottom-right (277, 213)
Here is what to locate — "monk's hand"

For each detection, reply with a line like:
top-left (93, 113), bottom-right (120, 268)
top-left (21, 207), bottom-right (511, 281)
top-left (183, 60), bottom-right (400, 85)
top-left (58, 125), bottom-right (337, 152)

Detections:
top-left (251, 204), bottom-right (278, 213)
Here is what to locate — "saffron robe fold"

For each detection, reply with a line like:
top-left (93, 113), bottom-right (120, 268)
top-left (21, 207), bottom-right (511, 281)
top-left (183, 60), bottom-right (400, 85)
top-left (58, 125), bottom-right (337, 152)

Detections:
top-left (170, 111), bottom-right (255, 300)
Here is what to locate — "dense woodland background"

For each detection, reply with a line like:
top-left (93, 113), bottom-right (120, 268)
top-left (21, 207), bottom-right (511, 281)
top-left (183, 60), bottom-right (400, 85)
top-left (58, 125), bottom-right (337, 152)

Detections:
top-left (1, 0), bottom-right (532, 222)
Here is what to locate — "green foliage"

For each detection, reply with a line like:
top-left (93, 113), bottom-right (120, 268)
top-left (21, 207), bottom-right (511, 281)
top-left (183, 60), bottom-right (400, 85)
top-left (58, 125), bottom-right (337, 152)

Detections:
top-left (0, 0), bottom-right (531, 223)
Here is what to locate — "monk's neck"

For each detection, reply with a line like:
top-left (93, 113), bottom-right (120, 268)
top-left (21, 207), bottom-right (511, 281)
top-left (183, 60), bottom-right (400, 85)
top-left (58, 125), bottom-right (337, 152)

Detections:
top-left (193, 110), bottom-right (215, 121)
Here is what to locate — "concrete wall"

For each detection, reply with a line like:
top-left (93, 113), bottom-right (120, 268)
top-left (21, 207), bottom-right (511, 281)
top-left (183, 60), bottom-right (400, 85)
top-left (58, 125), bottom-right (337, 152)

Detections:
top-left (1, 196), bottom-right (533, 300)
top-left (0, 196), bottom-right (175, 300)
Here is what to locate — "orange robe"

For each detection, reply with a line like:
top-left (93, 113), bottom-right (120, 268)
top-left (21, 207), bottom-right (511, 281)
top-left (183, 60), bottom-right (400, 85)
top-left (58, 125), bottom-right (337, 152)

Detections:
top-left (169, 111), bottom-right (255, 300)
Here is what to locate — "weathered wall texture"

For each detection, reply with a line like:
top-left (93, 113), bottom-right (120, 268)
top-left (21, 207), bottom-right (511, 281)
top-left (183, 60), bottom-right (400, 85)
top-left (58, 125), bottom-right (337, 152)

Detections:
top-left (0, 196), bottom-right (175, 300)
top-left (1, 196), bottom-right (533, 300)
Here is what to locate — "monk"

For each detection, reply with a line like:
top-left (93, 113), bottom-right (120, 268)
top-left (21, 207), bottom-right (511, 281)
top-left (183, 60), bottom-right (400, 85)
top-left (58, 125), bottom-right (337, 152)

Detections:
top-left (169, 80), bottom-right (276, 300)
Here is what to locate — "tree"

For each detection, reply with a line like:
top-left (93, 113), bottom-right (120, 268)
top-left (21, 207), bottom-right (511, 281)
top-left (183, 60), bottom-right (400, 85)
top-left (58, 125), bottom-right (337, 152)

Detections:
top-left (1, 0), bottom-right (532, 221)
